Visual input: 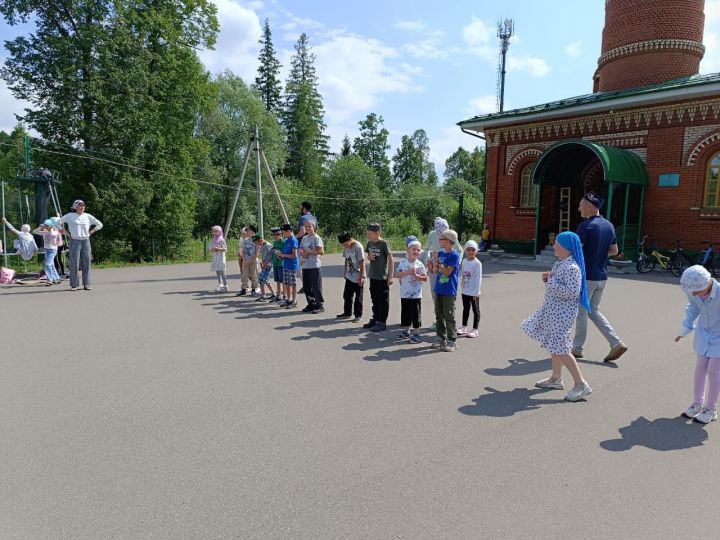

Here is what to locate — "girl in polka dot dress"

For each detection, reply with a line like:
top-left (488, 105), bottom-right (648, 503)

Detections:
top-left (521, 231), bottom-right (593, 402)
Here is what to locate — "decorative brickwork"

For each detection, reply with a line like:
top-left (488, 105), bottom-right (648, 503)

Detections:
top-left (506, 146), bottom-right (546, 175)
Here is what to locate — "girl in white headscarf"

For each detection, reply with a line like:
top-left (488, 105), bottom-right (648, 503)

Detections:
top-left (676, 265), bottom-right (720, 423)
top-left (2, 217), bottom-right (38, 261)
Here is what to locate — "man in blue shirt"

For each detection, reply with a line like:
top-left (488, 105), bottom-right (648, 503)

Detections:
top-left (572, 192), bottom-right (627, 362)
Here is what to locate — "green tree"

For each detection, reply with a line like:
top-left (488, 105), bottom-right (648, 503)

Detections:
top-left (196, 71), bottom-right (287, 235)
top-left (254, 18), bottom-right (282, 116)
top-left (391, 129), bottom-right (436, 188)
top-left (314, 155), bottom-right (383, 237)
top-left (444, 146), bottom-right (485, 192)
top-left (283, 33), bottom-right (329, 186)
top-left (340, 134), bottom-right (352, 157)
top-left (353, 113), bottom-right (391, 192)
top-left (1, 1), bottom-right (219, 261)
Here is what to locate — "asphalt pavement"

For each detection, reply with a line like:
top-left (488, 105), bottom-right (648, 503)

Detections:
top-left (1, 255), bottom-right (718, 539)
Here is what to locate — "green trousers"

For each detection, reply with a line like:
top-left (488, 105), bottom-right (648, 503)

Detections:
top-left (435, 294), bottom-right (457, 342)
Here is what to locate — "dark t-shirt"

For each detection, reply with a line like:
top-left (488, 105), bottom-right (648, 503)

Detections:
top-left (577, 215), bottom-right (617, 281)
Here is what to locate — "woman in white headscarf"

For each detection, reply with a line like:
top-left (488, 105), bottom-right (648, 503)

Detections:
top-left (675, 265), bottom-right (720, 423)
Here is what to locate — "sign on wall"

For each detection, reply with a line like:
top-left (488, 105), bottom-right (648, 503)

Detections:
top-left (658, 173), bottom-right (680, 187)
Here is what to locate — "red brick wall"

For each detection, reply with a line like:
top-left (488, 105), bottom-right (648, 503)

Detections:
top-left (596, 0), bottom-right (705, 92)
top-left (483, 95), bottom-right (720, 253)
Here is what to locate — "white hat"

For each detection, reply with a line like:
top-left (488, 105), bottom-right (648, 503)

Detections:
top-left (680, 265), bottom-right (712, 294)
top-left (465, 240), bottom-right (479, 251)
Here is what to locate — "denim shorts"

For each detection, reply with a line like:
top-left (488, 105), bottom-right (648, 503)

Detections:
top-left (258, 267), bottom-right (272, 284)
top-left (273, 266), bottom-right (283, 283)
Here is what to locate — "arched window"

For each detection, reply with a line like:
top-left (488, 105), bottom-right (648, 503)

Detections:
top-left (519, 163), bottom-right (538, 208)
top-left (705, 153), bottom-right (720, 208)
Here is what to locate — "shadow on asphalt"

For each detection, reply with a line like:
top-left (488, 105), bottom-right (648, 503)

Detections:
top-left (484, 357), bottom-right (618, 377)
top-left (458, 387), bottom-right (566, 417)
top-left (599, 416), bottom-right (708, 452)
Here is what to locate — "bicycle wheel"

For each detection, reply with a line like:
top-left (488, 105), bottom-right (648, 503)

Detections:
top-left (712, 256), bottom-right (720, 278)
top-left (670, 254), bottom-right (692, 277)
top-left (636, 255), bottom-right (655, 273)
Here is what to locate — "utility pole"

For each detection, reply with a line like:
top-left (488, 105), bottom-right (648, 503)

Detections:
top-left (497, 19), bottom-right (514, 113)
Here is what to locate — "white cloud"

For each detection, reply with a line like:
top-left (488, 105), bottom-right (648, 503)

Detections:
top-left (313, 35), bottom-right (419, 125)
top-left (468, 95), bottom-right (497, 115)
top-left (565, 41), bottom-right (582, 58)
top-left (401, 39), bottom-right (448, 59)
top-left (701, 31), bottom-right (720, 71)
top-left (462, 16), bottom-right (492, 46)
top-left (706, 0), bottom-right (720, 21)
top-left (200, 0), bottom-right (262, 79)
top-left (429, 126), bottom-right (484, 174)
top-left (0, 80), bottom-right (30, 133)
top-left (508, 55), bottom-right (550, 77)
top-left (394, 20), bottom-right (426, 32)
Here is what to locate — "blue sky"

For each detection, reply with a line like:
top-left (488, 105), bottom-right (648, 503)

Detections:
top-left (2, 0), bottom-right (720, 174)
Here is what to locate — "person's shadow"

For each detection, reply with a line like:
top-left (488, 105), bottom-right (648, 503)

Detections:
top-left (600, 416), bottom-right (709, 452)
top-left (458, 387), bottom-right (565, 418)
top-left (485, 357), bottom-right (618, 377)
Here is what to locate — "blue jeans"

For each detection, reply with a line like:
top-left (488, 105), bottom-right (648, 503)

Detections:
top-left (44, 249), bottom-right (60, 282)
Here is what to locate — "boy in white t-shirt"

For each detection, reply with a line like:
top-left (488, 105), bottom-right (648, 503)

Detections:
top-left (395, 238), bottom-right (428, 344)
top-left (458, 240), bottom-right (483, 338)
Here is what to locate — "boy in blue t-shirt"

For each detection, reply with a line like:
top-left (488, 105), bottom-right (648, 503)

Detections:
top-left (276, 223), bottom-right (299, 308)
top-left (432, 229), bottom-right (460, 352)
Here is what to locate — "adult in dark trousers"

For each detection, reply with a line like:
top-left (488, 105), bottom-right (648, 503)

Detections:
top-left (60, 200), bottom-right (103, 291)
top-left (572, 192), bottom-right (627, 362)
top-left (295, 201), bottom-right (316, 294)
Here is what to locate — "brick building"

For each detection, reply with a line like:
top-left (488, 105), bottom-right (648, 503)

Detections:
top-left (458, 0), bottom-right (720, 258)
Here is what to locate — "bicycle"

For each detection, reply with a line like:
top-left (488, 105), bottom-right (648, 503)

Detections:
top-left (698, 241), bottom-right (720, 278)
top-left (636, 236), bottom-right (692, 276)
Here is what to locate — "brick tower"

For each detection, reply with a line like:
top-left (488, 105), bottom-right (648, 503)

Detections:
top-left (594, 0), bottom-right (705, 92)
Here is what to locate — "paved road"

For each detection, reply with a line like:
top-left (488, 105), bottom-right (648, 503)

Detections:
top-left (2, 256), bottom-right (719, 539)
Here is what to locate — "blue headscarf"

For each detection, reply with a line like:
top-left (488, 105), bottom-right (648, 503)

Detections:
top-left (555, 231), bottom-right (591, 313)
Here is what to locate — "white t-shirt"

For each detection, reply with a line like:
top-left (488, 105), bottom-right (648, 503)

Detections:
top-left (460, 258), bottom-right (483, 296)
top-left (397, 258), bottom-right (426, 299)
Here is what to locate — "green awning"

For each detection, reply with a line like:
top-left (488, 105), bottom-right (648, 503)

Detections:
top-left (532, 140), bottom-right (649, 186)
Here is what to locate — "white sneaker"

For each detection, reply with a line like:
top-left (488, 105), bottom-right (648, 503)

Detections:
top-left (564, 382), bottom-right (592, 402)
top-left (535, 377), bottom-right (564, 390)
top-left (431, 339), bottom-right (446, 349)
top-left (457, 326), bottom-right (467, 336)
top-left (467, 329), bottom-right (479, 338)
top-left (215, 285), bottom-right (223, 292)
top-left (683, 402), bottom-right (704, 418)
top-left (695, 407), bottom-right (718, 424)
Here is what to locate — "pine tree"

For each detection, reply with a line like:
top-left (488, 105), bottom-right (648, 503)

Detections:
top-left (340, 134), bottom-right (352, 156)
top-left (254, 18), bottom-right (282, 115)
top-left (353, 113), bottom-right (392, 192)
top-left (283, 33), bottom-right (329, 185)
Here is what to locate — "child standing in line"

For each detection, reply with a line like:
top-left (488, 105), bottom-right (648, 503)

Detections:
top-left (521, 231), bottom-right (593, 402)
top-left (676, 265), bottom-right (720, 424)
top-left (364, 223), bottom-right (394, 332)
top-left (32, 219), bottom-right (61, 285)
top-left (277, 223), bottom-right (298, 308)
top-left (270, 227), bottom-right (285, 302)
top-left (395, 237), bottom-right (427, 344)
top-left (299, 219), bottom-right (325, 314)
top-left (238, 225), bottom-right (259, 296)
top-left (337, 231), bottom-right (365, 323)
top-left (458, 240), bottom-right (483, 338)
top-left (210, 225), bottom-right (228, 292)
top-left (254, 233), bottom-right (274, 301)
top-left (432, 230), bottom-right (461, 352)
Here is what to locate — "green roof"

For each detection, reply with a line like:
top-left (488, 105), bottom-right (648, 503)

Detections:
top-left (533, 140), bottom-right (649, 187)
top-left (458, 73), bottom-right (720, 127)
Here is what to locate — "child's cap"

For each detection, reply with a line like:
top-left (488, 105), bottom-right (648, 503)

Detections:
top-left (405, 235), bottom-right (418, 246)
top-left (252, 233), bottom-right (262, 241)
top-left (72, 199), bottom-right (85, 210)
top-left (280, 223), bottom-right (293, 231)
top-left (271, 227), bottom-right (281, 235)
top-left (43, 219), bottom-right (55, 227)
top-left (246, 224), bottom-right (258, 233)
top-left (337, 231), bottom-right (351, 244)
top-left (441, 229), bottom-right (458, 244)
top-left (367, 223), bottom-right (381, 232)
top-left (465, 240), bottom-right (479, 251)
top-left (681, 265), bottom-right (712, 294)
top-left (406, 239), bottom-right (421, 249)
top-left (20, 224), bottom-right (31, 233)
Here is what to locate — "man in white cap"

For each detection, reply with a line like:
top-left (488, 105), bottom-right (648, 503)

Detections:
top-left (60, 200), bottom-right (103, 291)
top-left (572, 191), bottom-right (627, 362)
top-left (676, 265), bottom-right (720, 423)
